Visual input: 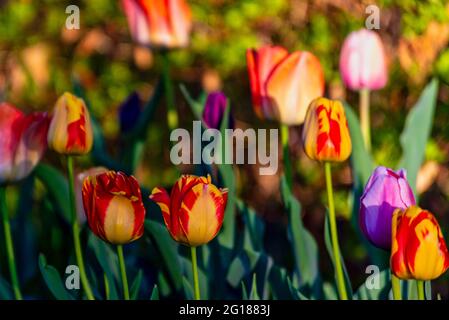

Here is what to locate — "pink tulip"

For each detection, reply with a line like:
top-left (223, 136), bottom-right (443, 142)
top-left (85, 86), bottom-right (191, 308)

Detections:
top-left (0, 103), bottom-right (49, 184)
top-left (122, 0), bottom-right (192, 49)
top-left (339, 29), bottom-right (387, 91)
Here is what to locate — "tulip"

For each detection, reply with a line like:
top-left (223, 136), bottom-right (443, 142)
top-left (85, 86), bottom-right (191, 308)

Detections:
top-left (302, 97), bottom-right (352, 163)
top-left (246, 46), bottom-right (325, 125)
top-left (82, 171), bottom-right (146, 245)
top-left (0, 103), bottom-right (49, 184)
top-left (47, 92), bottom-right (93, 155)
top-left (339, 29), bottom-right (387, 91)
top-left (150, 174), bottom-right (228, 247)
top-left (122, 0), bottom-right (192, 49)
top-left (202, 91), bottom-right (234, 130)
top-left (359, 167), bottom-right (416, 250)
top-left (119, 92), bottom-right (141, 134)
top-left (391, 206), bottom-right (449, 281)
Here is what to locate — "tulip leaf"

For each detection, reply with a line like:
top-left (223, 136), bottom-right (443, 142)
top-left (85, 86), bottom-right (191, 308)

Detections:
top-left (322, 282), bottom-right (338, 300)
top-left (353, 268), bottom-right (390, 300)
top-left (34, 164), bottom-right (71, 224)
top-left (38, 254), bottom-right (75, 300)
top-left (88, 233), bottom-right (120, 283)
top-left (280, 175), bottom-right (321, 297)
top-left (180, 84), bottom-right (205, 121)
top-left (399, 78), bottom-right (438, 195)
top-left (144, 220), bottom-right (182, 291)
top-left (268, 266), bottom-right (295, 300)
top-left (323, 214), bottom-right (353, 299)
top-left (0, 277), bottom-right (13, 299)
top-left (241, 282), bottom-right (249, 300)
top-left (249, 273), bottom-right (260, 300)
top-left (238, 199), bottom-right (265, 252)
top-left (130, 269), bottom-right (143, 300)
top-left (150, 285), bottom-right (159, 300)
top-left (182, 276), bottom-right (194, 300)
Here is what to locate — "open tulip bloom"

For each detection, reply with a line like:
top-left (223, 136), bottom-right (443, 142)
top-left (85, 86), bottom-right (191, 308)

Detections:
top-left (150, 174), bottom-right (228, 299)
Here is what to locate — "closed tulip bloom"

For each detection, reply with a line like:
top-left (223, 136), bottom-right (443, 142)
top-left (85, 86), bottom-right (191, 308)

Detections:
top-left (47, 92), bottom-right (93, 155)
top-left (0, 103), bottom-right (49, 184)
top-left (359, 167), bottom-right (416, 250)
top-left (302, 97), bottom-right (351, 162)
top-left (339, 29), bottom-right (387, 91)
top-left (391, 206), bottom-right (449, 280)
top-left (202, 91), bottom-right (234, 130)
top-left (82, 171), bottom-right (146, 244)
top-left (150, 174), bottom-right (227, 247)
top-left (122, 0), bottom-right (192, 49)
top-left (246, 46), bottom-right (324, 125)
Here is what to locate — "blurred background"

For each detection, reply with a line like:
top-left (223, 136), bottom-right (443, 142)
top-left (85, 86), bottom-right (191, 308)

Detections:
top-left (1, 0), bottom-right (449, 298)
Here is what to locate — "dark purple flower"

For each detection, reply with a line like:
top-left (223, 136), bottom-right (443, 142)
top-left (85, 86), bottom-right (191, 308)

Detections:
top-left (359, 166), bottom-right (416, 250)
top-left (202, 92), bottom-right (234, 130)
top-left (119, 92), bottom-right (141, 133)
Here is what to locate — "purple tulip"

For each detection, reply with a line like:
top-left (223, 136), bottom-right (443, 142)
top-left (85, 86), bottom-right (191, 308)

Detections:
top-left (202, 92), bottom-right (234, 130)
top-left (119, 92), bottom-right (141, 133)
top-left (359, 166), bottom-right (416, 250)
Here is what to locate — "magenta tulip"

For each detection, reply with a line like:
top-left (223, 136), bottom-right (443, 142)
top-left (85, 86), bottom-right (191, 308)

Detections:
top-left (202, 92), bottom-right (234, 130)
top-left (359, 166), bottom-right (416, 250)
top-left (339, 29), bottom-right (387, 91)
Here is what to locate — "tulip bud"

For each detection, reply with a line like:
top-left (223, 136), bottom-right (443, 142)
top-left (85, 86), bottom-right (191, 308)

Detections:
top-left (150, 174), bottom-right (228, 247)
top-left (339, 29), bottom-right (387, 91)
top-left (359, 167), bottom-right (416, 250)
top-left (47, 92), bottom-right (93, 155)
top-left (0, 103), bottom-right (49, 184)
top-left (122, 0), bottom-right (192, 49)
top-left (119, 92), bottom-right (141, 134)
top-left (391, 206), bottom-right (449, 280)
top-left (82, 171), bottom-right (146, 244)
top-left (202, 91), bottom-right (234, 130)
top-left (302, 97), bottom-right (352, 162)
top-left (246, 46), bottom-right (324, 125)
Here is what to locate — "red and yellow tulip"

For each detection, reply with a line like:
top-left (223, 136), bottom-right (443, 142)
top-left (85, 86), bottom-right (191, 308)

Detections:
top-left (302, 97), bottom-right (352, 162)
top-left (47, 92), bottom-right (93, 155)
top-left (150, 174), bottom-right (228, 247)
top-left (391, 206), bottom-right (449, 280)
top-left (0, 103), bottom-right (49, 184)
top-left (82, 171), bottom-right (146, 245)
top-left (246, 46), bottom-right (324, 125)
top-left (122, 0), bottom-right (192, 49)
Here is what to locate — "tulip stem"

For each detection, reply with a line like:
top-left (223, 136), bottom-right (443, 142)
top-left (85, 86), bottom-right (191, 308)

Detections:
top-left (359, 89), bottom-right (371, 152)
top-left (324, 162), bottom-right (348, 300)
top-left (391, 273), bottom-right (401, 300)
top-left (280, 124), bottom-right (292, 188)
top-left (190, 246), bottom-right (200, 300)
top-left (162, 51), bottom-right (178, 131)
top-left (417, 280), bottom-right (425, 300)
top-left (0, 187), bottom-right (22, 300)
top-left (67, 156), bottom-right (95, 300)
top-left (117, 245), bottom-right (130, 300)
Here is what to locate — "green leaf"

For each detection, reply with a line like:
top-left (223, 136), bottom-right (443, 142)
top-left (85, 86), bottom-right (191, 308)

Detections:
top-left (280, 175), bottom-right (321, 297)
top-left (144, 220), bottom-right (182, 291)
top-left (399, 79), bottom-right (438, 194)
top-left (323, 215), bottom-right (353, 299)
top-left (268, 266), bottom-right (294, 300)
top-left (226, 249), bottom-right (261, 288)
top-left (150, 285), bottom-right (159, 300)
top-left (241, 281), bottom-right (249, 300)
top-left (238, 200), bottom-right (265, 252)
top-left (180, 84), bottom-right (205, 120)
top-left (34, 164), bottom-right (71, 223)
top-left (182, 276), bottom-right (194, 300)
top-left (38, 254), bottom-right (75, 300)
top-left (354, 268), bottom-right (390, 300)
top-left (0, 277), bottom-right (13, 299)
top-left (249, 274), bottom-right (260, 300)
top-left (130, 269), bottom-right (143, 300)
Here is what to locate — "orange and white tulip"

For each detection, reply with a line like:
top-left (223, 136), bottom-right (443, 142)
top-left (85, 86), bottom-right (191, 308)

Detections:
top-left (391, 206), bottom-right (449, 280)
top-left (246, 46), bottom-right (325, 125)
top-left (150, 174), bottom-right (227, 247)
top-left (82, 171), bottom-right (146, 244)
top-left (47, 92), bottom-right (93, 155)
top-left (302, 97), bottom-right (352, 162)
top-left (122, 0), bottom-right (192, 49)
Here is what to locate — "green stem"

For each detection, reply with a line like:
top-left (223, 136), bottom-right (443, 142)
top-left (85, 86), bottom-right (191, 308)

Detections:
top-left (0, 187), bottom-right (22, 300)
top-left (280, 124), bottom-right (292, 189)
top-left (117, 245), bottom-right (130, 300)
top-left (417, 280), bottom-right (425, 300)
top-left (359, 88), bottom-right (371, 152)
top-left (324, 162), bottom-right (348, 300)
top-left (391, 273), bottom-right (401, 300)
top-left (191, 246), bottom-right (200, 300)
top-left (162, 52), bottom-right (178, 131)
top-left (67, 156), bottom-right (95, 300)
top-left (103, 273), bottom-right (110, 300)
